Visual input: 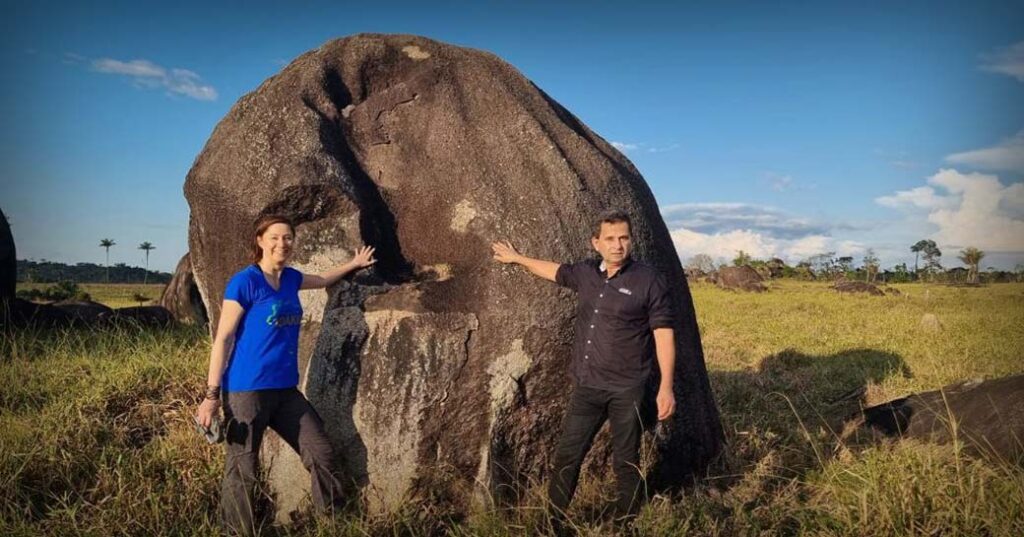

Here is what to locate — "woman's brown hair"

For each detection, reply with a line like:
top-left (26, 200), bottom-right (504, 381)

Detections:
top-left (251, 214), bottom-right (295, 264)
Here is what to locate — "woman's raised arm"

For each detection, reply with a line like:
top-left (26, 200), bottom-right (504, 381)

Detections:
top-left (300, 245), bottom-right (377, 289)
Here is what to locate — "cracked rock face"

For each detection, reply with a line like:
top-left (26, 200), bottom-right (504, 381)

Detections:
top-left (184, 33), bottom-right (722, 519)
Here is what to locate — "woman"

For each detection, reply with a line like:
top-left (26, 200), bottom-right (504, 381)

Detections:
top-left (196, 214), bottom-right (376, 534)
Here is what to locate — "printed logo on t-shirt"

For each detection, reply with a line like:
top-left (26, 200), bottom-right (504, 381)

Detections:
top-left (266, 301), bottom-right (302, 327)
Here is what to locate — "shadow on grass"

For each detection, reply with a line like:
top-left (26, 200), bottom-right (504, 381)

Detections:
top-left (707, 348), bottom-right (912, 486)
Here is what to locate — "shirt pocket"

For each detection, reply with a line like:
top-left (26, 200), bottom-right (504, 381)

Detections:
top-left (608, 288), bottom-right (644, 321)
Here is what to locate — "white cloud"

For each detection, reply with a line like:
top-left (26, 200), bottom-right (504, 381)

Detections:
top-left (88, 57), bottom-right (217, 101)
top-left (875, 186), bottom-right (955, 210)
top-left (93, 58), bottom-right (165, 77)
top-left (980, 41), bottom-right (1024, 82)
top-left (661, 202), bottom-right (829, 239)
top-left (647, 143), bottom-right (680, 153)
top-left (610, 141), bottom-right (679, 154)
top-left (834, 240), bottom-right (867, 257)
top-left (610, 141), bottom-right (638, 152)
top-left (669, 226), bottom-right (863, 266)
top-left (876, 168), bottom-right (1024, 253)
top-left (670, 228), bottom-right (777, 261)
top-left (945, 131), bottom-right (1024, 173)
top-left (782, 235), bottom-right (830, 260)
top-left (765, 172), bottom-right (794, 192)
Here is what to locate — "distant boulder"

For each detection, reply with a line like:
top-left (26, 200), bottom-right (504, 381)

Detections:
top-left (103, 306), bottom-right (176, 327)
top-left (52, 299), bottom-right (114, 324)
top-left (832, 280), bottom-right (884, 296)
top-left (857, 375), bottom-right (1024, 463)
top-left (712, 266), bottom-right (766, 292)
top-left (765, 257), bottom-right (787, 278)
top-left (159, 253), bottom-right (208, 327)
top-left (684, 267), bottom-right (707, 281)
top-left (8, 298), bottom-right (74, 328)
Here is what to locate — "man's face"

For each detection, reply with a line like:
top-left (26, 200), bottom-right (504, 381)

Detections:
top-left (591, 221), bottom-right (632, 266)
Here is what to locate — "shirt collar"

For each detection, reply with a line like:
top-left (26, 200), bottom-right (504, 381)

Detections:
top-left (598, 257), bottom-right (633, 278)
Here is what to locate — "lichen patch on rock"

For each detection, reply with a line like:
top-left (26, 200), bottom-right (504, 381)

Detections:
top-left (402, 45), bottom-right (430, 60)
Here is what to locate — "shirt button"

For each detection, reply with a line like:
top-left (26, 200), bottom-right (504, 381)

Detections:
top-left (584, 355), bottom-right (589, 360)
top-left (587, 340), bottom-right (591, 344)
top-left (590, 324), bottom-right (594, 329)
top-left (594, 309), bottom-right (598, 313)
top-left (599, 294), bottom-right (604, 298)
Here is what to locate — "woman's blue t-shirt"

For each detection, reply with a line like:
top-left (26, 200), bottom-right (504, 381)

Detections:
top-left (222, 265), bottom-right (304, 392)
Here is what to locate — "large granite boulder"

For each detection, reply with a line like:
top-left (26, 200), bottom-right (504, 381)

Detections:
top-left (858, 375), bottom-right (1024, 463)
top-left (185, 33), bottom-right (723, 518)
top-left (159, 253), bottom-right (208, 326)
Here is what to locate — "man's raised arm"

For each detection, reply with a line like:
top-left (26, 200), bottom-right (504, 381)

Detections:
top-left (491, 240), bottom-right (561, 282)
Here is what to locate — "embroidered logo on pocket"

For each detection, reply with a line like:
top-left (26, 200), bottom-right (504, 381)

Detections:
top-left (618, 288), bottom-right (632, 295)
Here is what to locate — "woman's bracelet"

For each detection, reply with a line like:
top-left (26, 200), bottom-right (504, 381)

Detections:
top-left (204, 385), bottom-right (221, 400)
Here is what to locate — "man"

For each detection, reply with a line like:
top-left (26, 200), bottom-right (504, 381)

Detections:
top-left (491, 210), bottom-right (677, 526)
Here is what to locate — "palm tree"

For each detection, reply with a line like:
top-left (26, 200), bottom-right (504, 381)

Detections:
top-left (99, 238), bottom-right (116, 283)
top-left (958, 247), bottom-right (985, 284)
top-left (138, 242), bottom-right (156, 284)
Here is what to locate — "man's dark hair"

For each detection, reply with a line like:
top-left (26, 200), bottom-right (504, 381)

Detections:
top-left (592, 210), bottom-right (632, 238)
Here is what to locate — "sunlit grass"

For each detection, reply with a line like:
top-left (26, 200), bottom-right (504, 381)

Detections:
top-left (16, 283), bottom-right (166, 309)
top-left (2, 281), bottom-right (1022, 535)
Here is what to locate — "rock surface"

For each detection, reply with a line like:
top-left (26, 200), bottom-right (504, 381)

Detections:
top-left (51, 299), bottom-right (114, 324)
top-left (159, 253), bottom-right (208, 326)
top-left (103, 305), bottom-right (176, 327)
top-left (185, 33), bottom-right (723, 518)
top-left (832, 280), bottom-right (884, 296)
top-left (712, 266), bottom-right (766, 292)
top-left (1, 208), bottom-right (14, 318)
top-left (8, 299), bottom-right (73, 328)
top-left (859, 375), bottom-right (1024, 462)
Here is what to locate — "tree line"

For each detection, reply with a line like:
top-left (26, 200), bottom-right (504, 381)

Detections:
top-left (686, 241), bottom-right (1022, 284)
top-left (16, 259), bottom-right (171, 284)
top-left (16, 238), bottom-right (167, 284)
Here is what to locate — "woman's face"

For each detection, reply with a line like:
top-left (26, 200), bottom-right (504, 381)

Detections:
top-left (257, 223), bottom-right (294, 264)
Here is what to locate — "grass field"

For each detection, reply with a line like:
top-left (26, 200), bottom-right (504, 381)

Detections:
top-left (16, 283), bottom-right (167, 309)
top-left (2, 281), bottom-right (1022, 536)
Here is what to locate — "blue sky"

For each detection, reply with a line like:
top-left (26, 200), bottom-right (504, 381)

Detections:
top-left (3, 1), bottom-right (1023, 272)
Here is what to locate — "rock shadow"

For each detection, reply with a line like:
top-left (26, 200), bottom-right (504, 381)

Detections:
top-left (287, 67), bottom-right (425, 500)
top-left (707, 348), bottom-right (912, 484)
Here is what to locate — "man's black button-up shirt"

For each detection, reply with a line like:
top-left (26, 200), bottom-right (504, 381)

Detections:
top-left (555, 257), bottom-right (676, 391)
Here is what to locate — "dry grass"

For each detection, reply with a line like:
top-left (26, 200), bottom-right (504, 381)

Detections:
top-left (16, 283), bottom-right (166, 308)
top-left (2, 281), bottom-right (1022, 535)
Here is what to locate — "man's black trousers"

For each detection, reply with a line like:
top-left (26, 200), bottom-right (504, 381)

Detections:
top-left (547, 383), bottom-right (648, 517)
